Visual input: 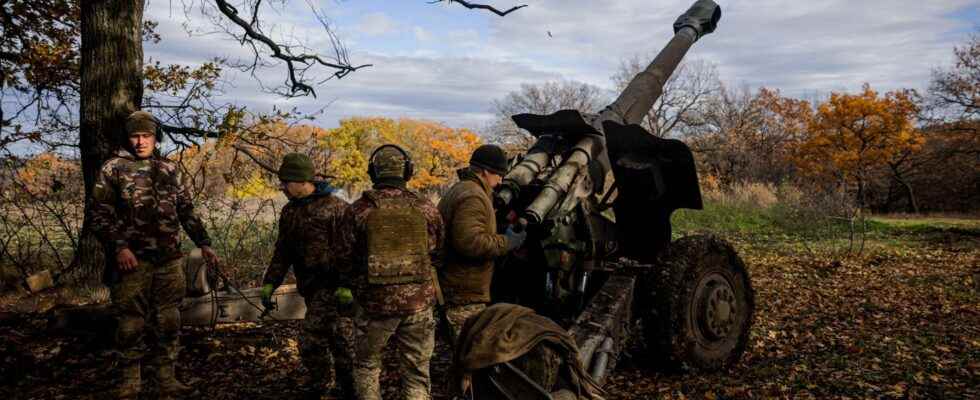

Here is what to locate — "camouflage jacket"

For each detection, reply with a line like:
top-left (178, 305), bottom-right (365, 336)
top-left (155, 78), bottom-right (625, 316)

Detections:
top-left (91, 150), bottom-right (211, 273)
top-left (262, 182), bottom-right (349, 297)
top-left (339, 181), bottom-right (444, 317)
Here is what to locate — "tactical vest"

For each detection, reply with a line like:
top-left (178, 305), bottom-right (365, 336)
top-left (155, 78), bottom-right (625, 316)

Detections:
top-left (364, 193), bottom-right (430, 285)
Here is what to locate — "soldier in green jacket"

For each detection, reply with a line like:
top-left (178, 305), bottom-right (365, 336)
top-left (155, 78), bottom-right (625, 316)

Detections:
top-left (437, 144), bottom-right (526, 344)
top-left (259, 153), bottom-right (355, 399)
top-left (338, 145), bottom-right (444, 400)
top-left (90, 110), bottom-right (219, 399)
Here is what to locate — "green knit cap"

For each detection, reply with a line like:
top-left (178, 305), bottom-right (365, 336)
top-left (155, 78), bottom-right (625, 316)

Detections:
top-left (278, 153), bottom-right (314, 182)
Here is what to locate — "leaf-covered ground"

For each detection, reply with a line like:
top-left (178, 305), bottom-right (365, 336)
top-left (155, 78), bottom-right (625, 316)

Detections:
top-left (1, 219), bottom-right (978, 399)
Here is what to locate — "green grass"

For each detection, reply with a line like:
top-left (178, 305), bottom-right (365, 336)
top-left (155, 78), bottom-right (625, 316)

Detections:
top-left (868, 215), bottom-right (980, 234)
top-left (670, 200), bottom-right (980, 255)
top-left (672, 201), bottom-right (780, 236)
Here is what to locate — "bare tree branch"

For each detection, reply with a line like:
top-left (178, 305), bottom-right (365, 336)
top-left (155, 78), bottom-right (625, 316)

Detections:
top-left (430, 0), bottom-right (528, 16)
top-left (211, 0), bottom-right (371, 97)
top-left (231, 143), bottom-right (278, 174)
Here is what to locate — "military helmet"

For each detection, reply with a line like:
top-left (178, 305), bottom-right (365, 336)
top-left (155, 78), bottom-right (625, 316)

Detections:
top-left (368, 144), bottom-right (414, 181)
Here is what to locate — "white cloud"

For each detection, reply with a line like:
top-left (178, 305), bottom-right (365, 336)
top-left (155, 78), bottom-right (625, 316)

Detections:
top-left (313, 53), bottom-right (563, 128)
top-left (447, 29), bottom-right (481, 48)
top-left (142, 0), bottom-right (977, 130)
top-left (414, 26), bottom-right (433, 42)
top-left (481, 0), bottom-right (974, 95)
top-left (357, 12), bottom-right (399, 37)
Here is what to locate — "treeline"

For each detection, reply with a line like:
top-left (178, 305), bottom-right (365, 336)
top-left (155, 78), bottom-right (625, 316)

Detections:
top-left (490, 38), bottom-right (980, 214)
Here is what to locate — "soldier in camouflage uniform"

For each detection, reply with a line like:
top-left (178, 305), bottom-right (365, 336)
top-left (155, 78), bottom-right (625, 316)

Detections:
top-left (338, 145), bottom-right (444, 400)
top-left (259, 153), bottom-right (355, 400)
top-left (91, 110), bottom-right (219, 400)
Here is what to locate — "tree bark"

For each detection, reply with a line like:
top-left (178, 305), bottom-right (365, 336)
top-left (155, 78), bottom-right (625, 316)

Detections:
top-left (74, 0), bottom-right (144, 281)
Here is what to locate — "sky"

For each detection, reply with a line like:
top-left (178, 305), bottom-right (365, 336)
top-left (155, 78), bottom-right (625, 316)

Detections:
top-left (143, 0), bottom-right (980, 131)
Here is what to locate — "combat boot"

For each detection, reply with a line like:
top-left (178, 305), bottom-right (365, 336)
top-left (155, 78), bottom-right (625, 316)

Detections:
top-left (156, 361), bottom-right (191, 399)
top-left (115, 360), bottom-right (141, 400)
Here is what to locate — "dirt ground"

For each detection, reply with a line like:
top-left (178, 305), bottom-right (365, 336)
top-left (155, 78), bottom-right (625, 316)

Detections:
top-left (1, 227), bottom-right (978, 399)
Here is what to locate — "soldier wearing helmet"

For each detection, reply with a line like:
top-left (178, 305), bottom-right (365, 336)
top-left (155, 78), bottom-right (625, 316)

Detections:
top-left (338, 145), bottom-right (444, 400)
top-left (90, 110), bottom-right (219, 399)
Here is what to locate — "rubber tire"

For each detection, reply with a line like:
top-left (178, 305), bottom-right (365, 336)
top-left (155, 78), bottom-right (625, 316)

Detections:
top-left (636, 234), bottom-right (755, 371)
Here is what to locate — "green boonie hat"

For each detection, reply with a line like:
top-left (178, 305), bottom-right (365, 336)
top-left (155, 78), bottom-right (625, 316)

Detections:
top-left (278, 153), bottom-right (314, 182)
top-left (372, 146), bottom-right (408, 179)
top-left (470, 144), bottom-right (508, 176)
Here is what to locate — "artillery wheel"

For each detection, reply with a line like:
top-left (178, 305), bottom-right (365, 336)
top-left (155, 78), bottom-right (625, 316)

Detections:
top-left (636, 234), bottom-right (754, 371)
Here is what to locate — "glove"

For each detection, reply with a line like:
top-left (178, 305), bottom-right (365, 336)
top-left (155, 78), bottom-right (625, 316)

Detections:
top-left (334, 287), bottom-right (353, 305)
top-left (504, 225), bottom-right (527, 252)
top-left (260, 284), bottom-right (275, 310)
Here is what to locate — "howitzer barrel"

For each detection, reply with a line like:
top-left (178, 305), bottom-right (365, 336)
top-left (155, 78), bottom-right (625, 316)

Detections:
top-left (499, 0), bottom-right (720, 221)
top-left (601, 0), bottom-right (720, 126)
top-left (496, 136), bottom-right (557, 208)
top-left (524, 136), bottom-right (598, 224)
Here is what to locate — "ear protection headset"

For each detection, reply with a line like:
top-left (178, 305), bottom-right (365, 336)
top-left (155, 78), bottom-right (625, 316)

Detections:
top-left (367, 144), bottom-right (414, 181)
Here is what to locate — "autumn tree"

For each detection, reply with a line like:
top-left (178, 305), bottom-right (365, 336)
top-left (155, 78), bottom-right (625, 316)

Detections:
top-left (792, 84), bottom-right (923, 208)
top-left (321, 117), bottom-right (482, 195)
top-left (684, 85), bottom-right (812, 185)
top-left (897, 31), bottom-right (980, 212)
top-left (927, 32), bottom-right (980, 133)
top-left (0, 0), bottom-right (80, 150)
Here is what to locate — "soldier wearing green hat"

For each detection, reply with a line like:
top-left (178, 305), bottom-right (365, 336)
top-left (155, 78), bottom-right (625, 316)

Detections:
top-left (91, 110), bottom-right (219, 399)
top-left (260, 152), bottom-right (355, 399)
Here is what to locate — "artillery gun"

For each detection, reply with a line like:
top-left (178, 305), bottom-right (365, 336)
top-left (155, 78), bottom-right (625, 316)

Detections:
top-left (45, 0), bottom-right (750, 396)
top-left (469, 0), bottom-right (755, 397)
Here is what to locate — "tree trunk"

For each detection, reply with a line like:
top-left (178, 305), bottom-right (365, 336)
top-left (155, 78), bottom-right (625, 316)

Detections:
top-left (73, 0), bottom-right (144, 282)
top-left (889, 163), bottom-right (920, 214)
top-left (903, 181), bottom-right (919, 214)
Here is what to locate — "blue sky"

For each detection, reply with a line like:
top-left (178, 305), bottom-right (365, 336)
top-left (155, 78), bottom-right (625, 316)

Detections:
top-left (143, 0), bottom-right (980, 131)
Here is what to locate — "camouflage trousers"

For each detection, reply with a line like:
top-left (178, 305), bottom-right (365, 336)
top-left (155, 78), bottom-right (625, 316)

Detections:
top-left (353, 307), bottom-right (435, 400)
top-left (301, 288), bottom-right (356, 394)
top-left (442, 303), bottom-right (486, 346)
top-left (110, 257), bottom-right (185, 366)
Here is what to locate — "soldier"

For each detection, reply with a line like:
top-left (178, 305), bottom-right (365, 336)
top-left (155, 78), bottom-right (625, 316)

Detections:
top-left (90, 110), bottom-right (219, 399)
top-left (258, 153), bottom-right (356, 399)
top-left (437, 144), bottom-right (526, 344)
top-left (339, 145), bottom-right (443, 400)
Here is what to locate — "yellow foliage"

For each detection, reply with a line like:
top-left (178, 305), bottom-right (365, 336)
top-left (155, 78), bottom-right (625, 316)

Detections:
top-left (320, 117), bottom-right (483, 193)
top-left (227, 170), bottom-right (278, 199)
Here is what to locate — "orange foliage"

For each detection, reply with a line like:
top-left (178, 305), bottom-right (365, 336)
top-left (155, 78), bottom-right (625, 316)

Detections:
top-left (15, 152), bottom-right (81, 197)
top-left (792, 84), bottom-right (922, 200)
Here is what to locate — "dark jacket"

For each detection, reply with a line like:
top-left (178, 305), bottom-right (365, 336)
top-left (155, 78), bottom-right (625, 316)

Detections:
top-left (437, 168), bottom-right (509, 305)
top-left (262, 182), bottom-right (348, 297)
